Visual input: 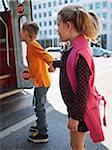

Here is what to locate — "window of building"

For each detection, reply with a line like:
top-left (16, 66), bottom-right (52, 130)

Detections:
top-left (44, 30), bottom-right (47, 35)
top-left (111, 14), bottom-right (112, 19)
top-left (111, 25), bottom-right (112, 30)
top-left (102, 12), bottom-right (107, 19)
top-left (34, 14), bottom-right (37, 19)
top-left (48, 11), bottom-right (52, 16)
top-left (59, 0), bottom-right (62, 5)
top-left (44, 12), bottom-right (46, 17)
top-left (88, 3), bottom-right (93, 10)
top-left (49, 30), bottom-right (52, 35)
top-left (40, 31), bottom-right (42, 35)
top-left (54, 20), bottom-right (57, 25)
top-left (64, 0), bottom-right (68, 4)
top-left (102, 1), bottom-right (107, 8)
top-left (95, 2), bottom-right (100, 9)
top-left (49, 21), bottom-right (52, 26)
top-left (102, 23), bottom-right (107, 30)
top-left (53, 1), bottom-right (57, 6)
top-left (39, 22), bottom-right (42, 27)
top-left (97, 13), bottom-right (100, 18)
top-left (43, 3), bottom-right (46, 8)
top-left (34, 5), bottom-right (36, 10)
top-left (54, 29), bottom-right (57, 34)
top-left (38, 4), bottom-right (41, 9)
top-left (39, 13), bottom-right (41, 18)
top-left (48, 2), bottom-right (51, 7)
top-left (44, 22), bottom-right (47, 26)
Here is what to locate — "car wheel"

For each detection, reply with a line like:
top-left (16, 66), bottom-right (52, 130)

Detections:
top-left (103, 53), bottom-right (108, 57)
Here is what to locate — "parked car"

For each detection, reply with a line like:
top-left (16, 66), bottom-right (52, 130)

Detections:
top-left (92, 47), bottom-right (112, 57)
top-left (46, 47), bottom-right (62, 59)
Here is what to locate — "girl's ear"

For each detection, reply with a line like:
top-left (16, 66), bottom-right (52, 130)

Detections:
top-left (66, 21), bottom-right (72, 31)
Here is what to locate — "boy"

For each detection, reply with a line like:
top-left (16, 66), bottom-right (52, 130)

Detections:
top-left (21, 22), bottom-right (54, 143)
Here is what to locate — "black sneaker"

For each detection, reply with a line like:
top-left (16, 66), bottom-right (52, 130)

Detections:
top-left (28, 132), bottom-right (49, 143)
top-left (30, 125), bottom-right (39, 132)
top-left (30, 125), bottom-right (48, 133)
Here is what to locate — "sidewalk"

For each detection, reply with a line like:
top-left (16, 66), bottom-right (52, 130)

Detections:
top-left (0, 68), bottom-right (111, 150)
top-left (0, 107), bottom-right (109, 150)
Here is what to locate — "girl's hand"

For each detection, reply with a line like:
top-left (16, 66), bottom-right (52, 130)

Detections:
top-left (48, 62), bottom-right (55, 72)
top-left (68, 118), bottom-right (79, 132)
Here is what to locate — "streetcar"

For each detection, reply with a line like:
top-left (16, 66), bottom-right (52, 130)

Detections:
top-left (0, 0), bottom-right (33, 99)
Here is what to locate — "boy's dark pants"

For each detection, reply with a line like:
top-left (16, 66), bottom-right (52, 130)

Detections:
top-left (33, 87), bottom-right (49, 133)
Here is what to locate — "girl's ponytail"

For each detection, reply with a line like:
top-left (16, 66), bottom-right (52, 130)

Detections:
top-left (58, 5), bottom-right (100, 41)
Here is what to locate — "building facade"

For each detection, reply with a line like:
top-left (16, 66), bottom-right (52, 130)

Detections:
top-left (32, 0), bottom-right (112, 50)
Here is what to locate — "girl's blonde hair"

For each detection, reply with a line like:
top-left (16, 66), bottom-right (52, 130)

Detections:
top-left (58, 5), bottom-right (100, 41)
top-left (22, 22), bottom-right (39, 39)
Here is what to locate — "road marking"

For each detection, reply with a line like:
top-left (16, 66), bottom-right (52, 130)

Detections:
top-left (0, 105), bottom-right (53, 139)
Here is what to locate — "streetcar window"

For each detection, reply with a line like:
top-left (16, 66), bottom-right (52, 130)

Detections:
top-left (17, 0), bottom-right (24, 4)
top-left (0, 18), bottom-right (6, 52)
top-left (0, 0), bottom-right (9, 12)
top-left (0, 16), bottom-right (10, 67)
top-left (19, 15), bottom-right (28, 66)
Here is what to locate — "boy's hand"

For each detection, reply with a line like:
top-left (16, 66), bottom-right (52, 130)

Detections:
top-left (68, 118), bottom-right (79, 132)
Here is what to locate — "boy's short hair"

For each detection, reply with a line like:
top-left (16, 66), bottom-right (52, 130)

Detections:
top-left (22, 22), bottom-right (39, 38)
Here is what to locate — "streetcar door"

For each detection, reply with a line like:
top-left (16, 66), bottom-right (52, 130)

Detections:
top-left (9, 0), bottom-right (33, 88)
top-left (0, 11), bottom-right (17, 94)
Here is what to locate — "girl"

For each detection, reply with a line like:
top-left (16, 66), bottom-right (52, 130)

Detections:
top-left (54, 5), bottom-right (106, 150)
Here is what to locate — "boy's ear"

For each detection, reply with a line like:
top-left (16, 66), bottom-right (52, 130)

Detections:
top-left (24, 30), bottom-right (29, 36)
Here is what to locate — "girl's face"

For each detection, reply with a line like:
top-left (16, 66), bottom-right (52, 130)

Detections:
top-left (58, 15), bottom-right (81, 43)
top-left (57, 16), bottom-right (70, 42)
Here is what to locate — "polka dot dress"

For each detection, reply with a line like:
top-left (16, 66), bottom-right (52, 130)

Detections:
top-left (60, 49), bottom-right (91, 132)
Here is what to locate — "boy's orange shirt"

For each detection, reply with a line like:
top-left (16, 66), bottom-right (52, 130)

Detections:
top-left (27, 40), bottom-right (54, 87)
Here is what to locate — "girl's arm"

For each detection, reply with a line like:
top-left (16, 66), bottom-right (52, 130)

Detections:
top-left (53, 60), bottom-right (61, 68)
